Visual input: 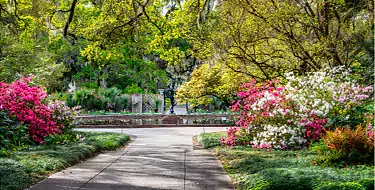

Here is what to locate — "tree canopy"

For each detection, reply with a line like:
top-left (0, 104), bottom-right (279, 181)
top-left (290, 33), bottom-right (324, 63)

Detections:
top-left (0, 0), bottom-right (373, 105)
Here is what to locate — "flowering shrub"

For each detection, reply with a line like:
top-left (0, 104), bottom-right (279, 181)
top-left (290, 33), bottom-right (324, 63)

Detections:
top-left (222, 67), bottom-right (373, 150)
top-left (48, 100), bottom-right (80, 133)
top-left (0, 76), bottom-right (60, 143)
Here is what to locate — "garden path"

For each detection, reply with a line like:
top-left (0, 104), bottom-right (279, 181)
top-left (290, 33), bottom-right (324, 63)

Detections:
top-left (27, 127), bottom-right (233, 190)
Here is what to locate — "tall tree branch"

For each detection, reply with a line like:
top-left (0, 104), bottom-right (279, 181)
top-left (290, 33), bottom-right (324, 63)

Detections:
top-left (63, 0), bottom-right (78, 39)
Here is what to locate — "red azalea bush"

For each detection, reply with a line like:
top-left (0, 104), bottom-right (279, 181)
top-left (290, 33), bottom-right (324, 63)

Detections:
top-left (0, 76), bottom-right (60, 143)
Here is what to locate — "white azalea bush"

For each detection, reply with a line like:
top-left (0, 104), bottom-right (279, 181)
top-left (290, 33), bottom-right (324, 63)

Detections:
top-left (222, 67), bottom-right (373, 149)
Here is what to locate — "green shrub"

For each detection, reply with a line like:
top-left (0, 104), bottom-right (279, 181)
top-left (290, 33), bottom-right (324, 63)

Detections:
top-left (198, 132), bottom-right (226, 148)
top-left (72, 88), bottom-right (96, 109)
top-left (0, 111), bottom-right (32, 157)
top-left (356, 178), bottom-right (375, 190)
top-left (80, 82), bottom-right (98, 89)
top-left (98, 87), bottom-right (121, 102)
top-left (235, 128), bottom-right (253, 146)
top-left (43, 133), bottom-right (81, 145)
top-left (114, 94), bottom-right (130, 112)
top-left (123, 83), bottom-right (143, 94)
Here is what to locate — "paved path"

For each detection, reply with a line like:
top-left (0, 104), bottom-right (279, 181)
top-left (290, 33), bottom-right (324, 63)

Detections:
top-left (27, 127), bottom-right (233, 190)
top-left (168, 104), bottom-right (187, 115)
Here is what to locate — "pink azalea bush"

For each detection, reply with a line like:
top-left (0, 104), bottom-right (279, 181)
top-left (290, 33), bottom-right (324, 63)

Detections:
top-left (222, 67), bottom-right (373, 149)
top-left (0, 76), bottom-right (61, 143)
top-left (48, 100), bottom-right (80, 133)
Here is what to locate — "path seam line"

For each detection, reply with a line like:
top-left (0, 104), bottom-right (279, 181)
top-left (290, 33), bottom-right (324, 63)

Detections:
top-left (184, 149), bottom-right (187, 190)
top-left (77, 148), bottom-right (130, 190)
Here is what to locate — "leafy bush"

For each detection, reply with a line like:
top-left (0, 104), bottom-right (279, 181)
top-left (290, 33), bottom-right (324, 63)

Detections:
top-left (0, 76), bottom-right (60, 143)
top-left (123, 83), bottom-right (143, 94)
top-left (71, 87), bottom-right (130, 112)
top-left (0, 111), bottom-right (32, 157)
top-left (71, 88), bottom-right (96, 110)
top-left (313, 125), bottom-right (374, 166)
top-left (114, 94), bottom-right (130, 112)
top-left (43, 133), bottom-right (82, 146)
top-left (80, 81), bottom-right (98, 89)
top-left (48, 100), bottom-right (80, 133)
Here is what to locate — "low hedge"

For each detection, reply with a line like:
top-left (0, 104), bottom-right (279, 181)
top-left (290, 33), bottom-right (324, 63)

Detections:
top-left (0, 131), bottom-right (130, 190)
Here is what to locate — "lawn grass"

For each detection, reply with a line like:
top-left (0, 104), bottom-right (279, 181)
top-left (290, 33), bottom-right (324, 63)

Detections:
top-left (197, 131), bottom-right (226, 148)
top-left (197, 132), bottom-right (374, 190)
top-left (0, 131), bottom-right (130, 190)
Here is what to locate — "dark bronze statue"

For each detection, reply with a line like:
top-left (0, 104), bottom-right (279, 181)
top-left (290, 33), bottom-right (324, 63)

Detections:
top-left (164, 85), bottom-right (177, 114)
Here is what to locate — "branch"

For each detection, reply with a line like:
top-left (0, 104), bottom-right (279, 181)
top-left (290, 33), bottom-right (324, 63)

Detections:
top-left (107, 12), bottom-right (143, 39)
top-left (63, 0), bottom-right (78, 39)
top-left (107, 0), bottom-right (149, 38)
top-left (137, 0), bottom-right (164, 34)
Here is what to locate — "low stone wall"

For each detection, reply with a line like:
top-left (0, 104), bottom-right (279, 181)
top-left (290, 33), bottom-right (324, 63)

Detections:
top-left (75, 114), bottom-right (237, 128)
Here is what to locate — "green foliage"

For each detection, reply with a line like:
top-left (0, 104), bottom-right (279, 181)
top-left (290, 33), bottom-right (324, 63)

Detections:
top-left (0, 159), bottom-right (31, 190)
top-left (312, 125), bottom-right (374, 166)
top-left (70, 87), bottom-right (132, 112)
top-left (114, 95), bottom-right (130, 112)
top-left (235, 128), bottom-right (254, 146)
top-left (314, 181), bottom-right (366, 190)
top-left (326, 100), bottom-right (374, 129)
top-left (0, 111), bottom-right (32, 157)
top-left (215, 146), bottom-right (374, 190)
top-left (0, 131), bottom-right (130, 190)
top-left (177, 63), bottom-right (248, 107)
top-left (198, 132), bottom-right (227, 148)
top-left (123, 83), bottom-right (144, 94)
top-left (80, 82), bottom-right (99, 89)
top-left (43, 133), bottom-right (80, 146)
top-left (198, 130), bottom-right (252, 149)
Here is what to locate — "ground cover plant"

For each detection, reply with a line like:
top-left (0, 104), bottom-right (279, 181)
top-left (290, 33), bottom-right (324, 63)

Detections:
top-left (213, 145), bottom-right (374, 190)
top-left (197, 132), bottom-right (227, 148)
top-left (0, 131), bottom-right (130, 190)
top-left (198, 132), bottom-right (374, 190)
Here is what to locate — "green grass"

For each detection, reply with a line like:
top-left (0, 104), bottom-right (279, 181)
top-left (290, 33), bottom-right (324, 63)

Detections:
top-left (0, 132), bottom-right (130, 190)
top-left (197, 132), bottom-right (227, 148)
top-left (198, 132), bottom-right (374, 190)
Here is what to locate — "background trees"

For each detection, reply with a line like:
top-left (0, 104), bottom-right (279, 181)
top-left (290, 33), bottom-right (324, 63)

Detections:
top-left (0, 0), bottom-right (373, 107)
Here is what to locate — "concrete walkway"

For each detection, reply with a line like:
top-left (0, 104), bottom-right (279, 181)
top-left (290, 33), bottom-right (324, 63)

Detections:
top-left (27, 127), bottom-right (233, 190)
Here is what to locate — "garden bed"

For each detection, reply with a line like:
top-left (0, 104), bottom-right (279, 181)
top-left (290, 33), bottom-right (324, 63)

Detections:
top-left (197, 132), bottom-right (374, 190)
top-left (0, 131), bottom-right (130, 190)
